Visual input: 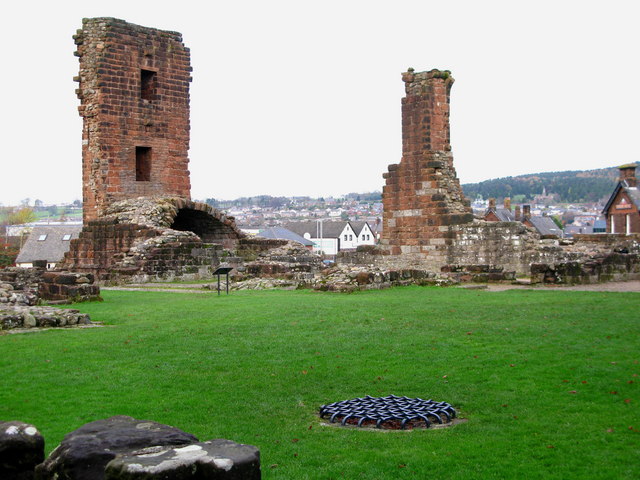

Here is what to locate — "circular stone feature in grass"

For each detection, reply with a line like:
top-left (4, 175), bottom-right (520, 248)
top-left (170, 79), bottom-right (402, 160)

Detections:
top-left (319, 395), bottom-right (456, 429)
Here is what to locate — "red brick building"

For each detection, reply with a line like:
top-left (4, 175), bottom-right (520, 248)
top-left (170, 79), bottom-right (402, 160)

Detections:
top-left (603, 164), bottom-right (640, 234)
top-left (74, 18), bottom-right (192, 222)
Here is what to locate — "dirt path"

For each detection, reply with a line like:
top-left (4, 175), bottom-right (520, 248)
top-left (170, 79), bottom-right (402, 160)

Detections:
top-left (484, 280), bottom-right (640, 293)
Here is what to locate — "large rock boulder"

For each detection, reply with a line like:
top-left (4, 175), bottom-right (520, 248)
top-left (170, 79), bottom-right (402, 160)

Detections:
top-left (0, 420), bottom-right (45, 480)
top-left (35, 416), bottom-right (198, 480)
top-left (104, 439), bottom-right (260, 479)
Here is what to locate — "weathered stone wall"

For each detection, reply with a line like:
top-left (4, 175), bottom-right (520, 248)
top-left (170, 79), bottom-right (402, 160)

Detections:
top-left (531, 234), bottom-right (640, 284)
top-left (447, 221), bottom-right (555, 274)
top-left (531, 253), bottom-right (640, 284)
top-left (74, 18), bottom-right (192, 222)
top-left (381, 69), bottom-right (473, 264)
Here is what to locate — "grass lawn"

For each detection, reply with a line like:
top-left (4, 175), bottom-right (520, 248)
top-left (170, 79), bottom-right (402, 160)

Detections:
top-left (1, 286), bottom-right (638, 479)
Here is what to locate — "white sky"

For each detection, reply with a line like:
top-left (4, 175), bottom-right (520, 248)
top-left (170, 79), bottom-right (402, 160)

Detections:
top-left (1, 0), bottom-right (639, 205)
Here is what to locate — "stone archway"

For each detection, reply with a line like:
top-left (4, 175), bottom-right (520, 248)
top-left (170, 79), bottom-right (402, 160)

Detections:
top-left (171, 208), bottom-right (240, 243)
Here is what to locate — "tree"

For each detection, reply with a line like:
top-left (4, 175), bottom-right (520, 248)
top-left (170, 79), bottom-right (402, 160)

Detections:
top-left (6, 207), bottom-right (36, 225)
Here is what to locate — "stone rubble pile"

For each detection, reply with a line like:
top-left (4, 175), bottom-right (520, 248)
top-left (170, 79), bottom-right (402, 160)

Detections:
top-left (0, 267), bottom-right (99, 331)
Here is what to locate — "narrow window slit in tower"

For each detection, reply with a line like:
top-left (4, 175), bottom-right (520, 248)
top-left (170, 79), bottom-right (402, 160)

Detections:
top-left (140, 69), bottom-right (156, 101)
top-left (136, 147), bottom-right (152, 181)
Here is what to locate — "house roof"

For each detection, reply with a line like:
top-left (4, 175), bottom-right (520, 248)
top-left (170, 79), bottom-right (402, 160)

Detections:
top-left (485, 208), bottom-right (515, 222)
top-left (349, 221), bottom-right (372, 236)
top-left (257, 227), bottom-right (315, 246)
top-left (528, 216), bottom-right (562, 237)
top-left (594, 219), bottom-right (607, 230)
top-left (602, 181), bottom-right (640, 214)
top-left (285, 221), bottom-right (347, 239)
top-left (15, 225), bottom-right (82, 264)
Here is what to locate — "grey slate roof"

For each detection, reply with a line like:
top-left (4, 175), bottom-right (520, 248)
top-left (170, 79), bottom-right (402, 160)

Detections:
top-left (627, 187), bottom-right (640, 207)
top-left (528, 216), bottom-right (562, 237)
top-left (349, 221), bottom-right (372, 237)
top-left (285, 221), bottom-right (347, 239)
top-left (489, 208), bottom-right (516, 222)
top-left (603, 182), bottom-right (640, 214)
top-left (15, 225), bottom-right (82, 264)
top-left (257, 227), bottom-right (315, 246)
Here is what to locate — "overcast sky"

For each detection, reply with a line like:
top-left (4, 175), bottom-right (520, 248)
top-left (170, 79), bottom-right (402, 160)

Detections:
top-left (1, 0), bottom-right (638, 205)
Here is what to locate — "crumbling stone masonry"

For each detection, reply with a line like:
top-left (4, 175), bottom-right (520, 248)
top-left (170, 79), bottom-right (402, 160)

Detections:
top-left (381, 69), bottom-right (474, 267)
top-left (74, 18), bottom-right (192, 223)
top-left (61, 197), bottom-right (244, 282)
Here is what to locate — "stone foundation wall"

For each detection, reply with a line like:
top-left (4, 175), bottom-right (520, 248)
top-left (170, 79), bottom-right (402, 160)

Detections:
top-left (1, 306), bottom-right (92, 330)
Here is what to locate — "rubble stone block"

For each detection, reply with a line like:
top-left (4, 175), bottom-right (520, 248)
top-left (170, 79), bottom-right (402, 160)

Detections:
top-left (0, 420), bottom-right (45, 480)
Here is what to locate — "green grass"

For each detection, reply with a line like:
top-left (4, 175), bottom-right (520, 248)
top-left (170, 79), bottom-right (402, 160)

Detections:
top-left (1, 287), bottom-right (638, 479)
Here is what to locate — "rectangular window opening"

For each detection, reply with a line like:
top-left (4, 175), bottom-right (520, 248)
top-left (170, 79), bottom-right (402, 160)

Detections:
top-left (136, 147), bottom-right (152, 181)
top-left (37, 234), bottom-right (47, 241)
top-left (141, 69), bottom-right (157, 101)
top-left (62, 234), bottom-right (72, 241)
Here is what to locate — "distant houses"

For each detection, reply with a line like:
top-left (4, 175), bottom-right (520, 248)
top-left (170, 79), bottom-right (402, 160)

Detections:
top-left (284, 221), bottom-right (377, 255)
top-left (484, 199), bottom-right (563, 238)
top-left (256, 227), bottom-right (315, 250)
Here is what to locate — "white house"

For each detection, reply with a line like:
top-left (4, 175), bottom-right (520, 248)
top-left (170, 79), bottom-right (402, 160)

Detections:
top-left (285, 221), bottom-right (376, 256)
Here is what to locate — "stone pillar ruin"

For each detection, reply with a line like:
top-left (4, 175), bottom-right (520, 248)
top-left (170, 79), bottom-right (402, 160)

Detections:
top-left (381, 69), bottom-right (473, 264)
top-left (74, 18), bottom-right (192, 222)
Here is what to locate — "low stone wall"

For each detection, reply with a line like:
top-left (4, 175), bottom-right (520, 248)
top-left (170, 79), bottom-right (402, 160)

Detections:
top-left (440, 264), bottom-right (516, 283)
top-left (39, 272), bottom-right (101, 303)
top-left (531, 251), bottom-right (640, 284)
top-left (1, 305), bottom-right (92, 330)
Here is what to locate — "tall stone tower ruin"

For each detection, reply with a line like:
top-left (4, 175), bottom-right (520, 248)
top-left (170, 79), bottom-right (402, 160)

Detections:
top-left (381, 69), bottom-right (473, 265)
top-left (74, 18), bottom-right (192, 222)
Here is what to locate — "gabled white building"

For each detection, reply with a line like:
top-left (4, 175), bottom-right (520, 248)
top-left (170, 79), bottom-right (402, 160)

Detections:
top-left (285, 221), bottom-right (377, 256)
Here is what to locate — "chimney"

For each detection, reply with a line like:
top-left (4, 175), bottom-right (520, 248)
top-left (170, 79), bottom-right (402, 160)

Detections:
top-left (503, 197), bottom-right (511, 211)
top-left (523, 205), bottom-right (531, 220)
top-left (619, 163), bottom-right (637, 187)
top-left (515, 205), bottom-right (521, 221)
top-left (488, 198), bottom-right (496, 209)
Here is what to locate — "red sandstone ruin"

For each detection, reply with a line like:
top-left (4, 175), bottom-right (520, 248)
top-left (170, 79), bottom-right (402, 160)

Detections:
top-left (381, 69), bottom-right (473, 262)
top-left (63, 18), bottom-right (246, 281)
top-left (74, 18), bottom-right (192, 223)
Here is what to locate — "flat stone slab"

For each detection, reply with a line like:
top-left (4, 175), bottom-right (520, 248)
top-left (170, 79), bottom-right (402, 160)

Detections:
top-left (0, 420), bottom-right (45, 479)
top-left (105, 440), bottom-right (260, 479)
top-left (35, 416), bottom-right (198, 480)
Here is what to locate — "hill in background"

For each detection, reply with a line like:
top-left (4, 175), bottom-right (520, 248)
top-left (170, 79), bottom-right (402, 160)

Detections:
top-left (461, 162), bottom-right (638, 204)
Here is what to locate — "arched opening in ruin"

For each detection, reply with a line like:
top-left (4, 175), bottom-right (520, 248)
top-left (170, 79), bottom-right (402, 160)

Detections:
top-left (170, 208), bottom-right (241, 243)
